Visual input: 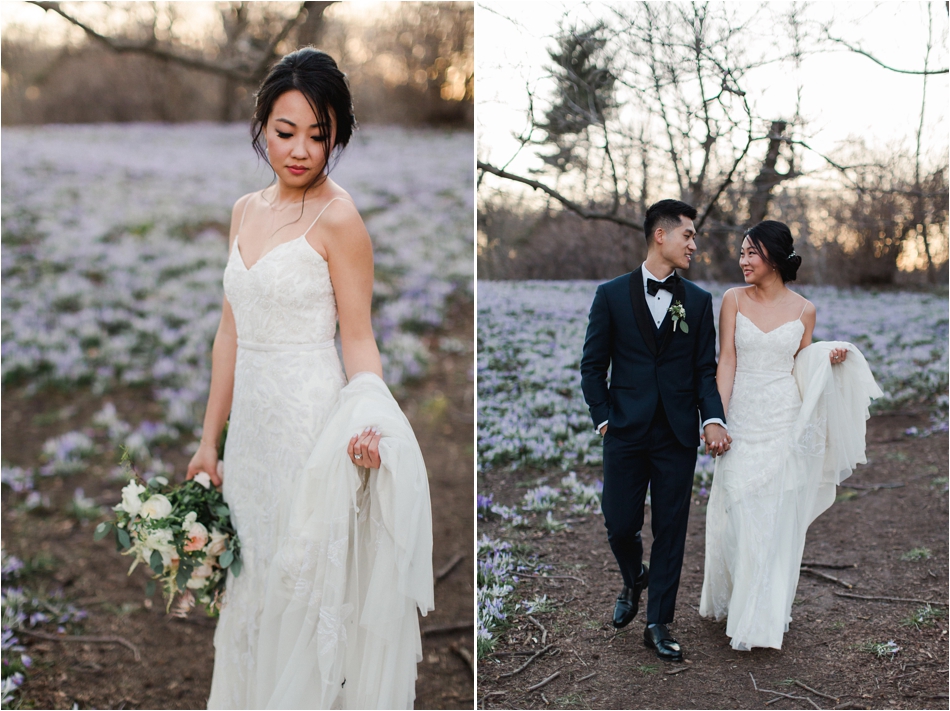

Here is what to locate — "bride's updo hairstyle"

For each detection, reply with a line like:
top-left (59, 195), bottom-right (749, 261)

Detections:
top-left (744, 220), bottom-right (802, 283)
top-left (251, 47), bottom-right (357, 187)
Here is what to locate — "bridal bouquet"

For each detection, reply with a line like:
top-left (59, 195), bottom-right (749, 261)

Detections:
top-left (94, 466), bottom-right (242, 617)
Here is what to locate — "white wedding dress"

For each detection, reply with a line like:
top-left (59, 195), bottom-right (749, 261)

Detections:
top-left (699, 300), bottom-right (881, 650)
top-left (207, 198), bottom-right (433, 709)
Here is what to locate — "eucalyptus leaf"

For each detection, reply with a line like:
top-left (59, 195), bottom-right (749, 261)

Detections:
top-left (229, 556), bottom-right (243, 578)
top-left (680, 322), bottom-right (689, 333)
top-left (93, 521), bottom-right (112, 540)
top-left (149, 549), bottom-right (164, 575)
top-left (145, 580), bottom-right (156, 598)
top-left (116, 527), bottom-right (132, 550)
top-left (219, 549), bottom-right (234, 568)
top-left (176, 564), bottom-right (190, 590)
top-left (215, 505), bottom-right (230, 519)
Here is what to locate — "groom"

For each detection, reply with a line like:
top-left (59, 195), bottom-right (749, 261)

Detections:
top-left (580, 199), bottom-right (730, 662)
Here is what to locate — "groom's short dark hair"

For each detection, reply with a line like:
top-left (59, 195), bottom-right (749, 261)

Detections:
top-left (644, 200), bottom-right (697, 245)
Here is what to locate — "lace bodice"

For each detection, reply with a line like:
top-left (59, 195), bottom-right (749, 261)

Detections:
top-left (223, 233), bottom-right (337, 345)
top-left (734, 312), bottom-right (803, 374)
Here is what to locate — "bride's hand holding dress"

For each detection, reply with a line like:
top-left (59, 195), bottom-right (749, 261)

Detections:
top-left (700, 222), bottom-right (879, 652)
top-left (192, 49), bottom-right (432, 710)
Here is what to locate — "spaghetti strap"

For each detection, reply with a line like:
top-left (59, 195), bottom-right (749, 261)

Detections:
top-left (236, 195), bottom-right (252, 237)
top-left (733, 289), bottom-right (739, 307)
top-left (799, 299), bottom-right (808, 318)
top-left (302, 197), bottom-right (350, 236)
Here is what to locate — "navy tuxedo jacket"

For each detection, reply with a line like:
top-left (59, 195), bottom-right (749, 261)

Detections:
top-left (580, 267), bottom-right (725, 448)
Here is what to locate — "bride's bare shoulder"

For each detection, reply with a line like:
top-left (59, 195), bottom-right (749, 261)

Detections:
top-left (795, 293), bottom-right (816, 321)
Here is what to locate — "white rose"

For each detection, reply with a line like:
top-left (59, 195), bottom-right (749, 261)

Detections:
top-left (183, 511), bottom-right (198, 527)
top-left (207, 528), bottom-right (228, 557)
top-left (193, 471), bottom-right (212, 489)
top-left (140, 494), bottom-right (173, 520)
top-left (141, 527), bottom-right (177, 568)
top-left (118, 480), bottom-right (147, 518)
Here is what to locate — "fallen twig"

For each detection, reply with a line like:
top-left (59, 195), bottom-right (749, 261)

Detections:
top-left (436, 553), bottom-right (465, 583)
top-left (450, 643), bottom-right (474, 676)
top-left (422, 622), bottom-right (473, 636)
top-left (527, 670), bottom-right (561, 692)
top-left (801, 562), bottom-right (858, 570)
top-left (576, 672), bottom-right (596, 683)
top-left (834, 592), bottom-right (948, 606)
top-left (490, 651), bottom-right (534, 658)
top-left (666, 667), bottom-right (689, 675)
top-left (794, 680), bottom-right (839, 702)
top-left (800, 567), bottom-right (853, 589)
top-left (499, 644), bottom-right (553, 678)
top-left (750, 672), bottom-right (820, 709)
top-left (840, 482), bottom-right (904, 490)
top-left (479, 690), bottom-right (506, 709)
top-left (20, 629), bottom-right (141, 662)
top-left (527, 574), bottom-right (587, 586)
top-left (527, 615), bottom-right (548, 645)
top-left (571, 649), bottom-right (588, 668)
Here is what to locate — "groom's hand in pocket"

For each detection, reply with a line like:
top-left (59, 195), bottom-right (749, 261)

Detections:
top-left (702, 423), bottom-right (732, 457)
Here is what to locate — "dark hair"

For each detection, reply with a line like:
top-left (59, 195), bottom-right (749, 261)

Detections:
top-left (643, 199), bottom-right (698, 244)
top-left (251, 47), bottom-right (357, 188)
top-left (743, 220), bottom-right (802, 282)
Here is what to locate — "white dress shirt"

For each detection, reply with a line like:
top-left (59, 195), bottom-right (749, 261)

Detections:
top-left (596, 265), bottom-right (726, 434)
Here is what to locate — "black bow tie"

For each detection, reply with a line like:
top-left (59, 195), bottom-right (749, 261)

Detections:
top-left (646, 276), bottom-right (677, 296)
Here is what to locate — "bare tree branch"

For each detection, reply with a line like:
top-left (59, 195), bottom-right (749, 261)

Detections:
top-left (28, 1), bottom-right (316, 83)
top-left (826, 35), bottom-right (948, 75)
top-left (477, 161), bottom-right (643, 231)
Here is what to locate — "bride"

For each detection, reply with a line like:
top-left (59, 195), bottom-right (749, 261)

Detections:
top-left (185, 48), bottom-right (433, 708)
top-left (699, 220), bottom-right (881, 651)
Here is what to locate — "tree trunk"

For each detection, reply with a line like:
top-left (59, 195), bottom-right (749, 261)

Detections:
top-left (298, 2), bottom-right (335, 48)
top-left (747, 120), bottom-right (793, 224)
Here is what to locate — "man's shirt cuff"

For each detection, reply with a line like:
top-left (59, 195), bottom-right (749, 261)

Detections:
top-left (701, 417), bottom-right (727, 430)
top-left (596, 420), bottom-right (608, 434)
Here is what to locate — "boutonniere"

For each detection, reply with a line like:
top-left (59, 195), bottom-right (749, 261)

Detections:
top-left (669, 301), bottom-right (688, 333)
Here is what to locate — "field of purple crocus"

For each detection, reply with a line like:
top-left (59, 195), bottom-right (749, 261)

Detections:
top-left (476, 278), bottom-right (948, 657)
top-left (1, 124), bottom-right (474, 708)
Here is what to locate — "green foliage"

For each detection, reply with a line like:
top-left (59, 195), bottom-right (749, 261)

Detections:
top-left (538, 23), bottom-right (616, 173)
top-left (901, 605), bottom-right (946, 630)
top-left (856, 640), bottom-right (900, 658)
top-left (900, 547), bottom-right (932, 561)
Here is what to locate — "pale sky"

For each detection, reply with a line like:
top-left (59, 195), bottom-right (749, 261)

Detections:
top-left (477, 1), bottom-right (949, 197)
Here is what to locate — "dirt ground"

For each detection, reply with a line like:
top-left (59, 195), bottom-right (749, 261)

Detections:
top-left (1, 301), bottom-right (474, 710)
top-left (477, 413), bottom-right (949, 710)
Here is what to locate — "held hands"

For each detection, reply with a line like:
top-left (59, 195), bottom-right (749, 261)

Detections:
top-left (186, 441), bottom-right (223, 487)
top-left (829, 347), bottom-right (848, 365)
top-left (702, 423), bottom-right (732, 458)
top-left (348, 427), bottom-right (382, 468)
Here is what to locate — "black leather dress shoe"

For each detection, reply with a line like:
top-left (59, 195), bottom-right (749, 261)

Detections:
top-left (612, 565), bottom-right (649, 629)
top-left (643, 623), bottom-right (684, 662)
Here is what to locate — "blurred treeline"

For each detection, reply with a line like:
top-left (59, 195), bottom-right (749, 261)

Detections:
top-left (478, 166), bottom-right (950, 287)
top-left (1, 1), bottom-right (473, 126)
top-left (477, 4), bottom-right (948, 287)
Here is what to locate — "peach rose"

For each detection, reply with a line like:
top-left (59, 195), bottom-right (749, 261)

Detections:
top-left (183, 521), bottom-right (209, 552)
top-left (207, 528), bottom-right (228, 557)
top-left (186, 561), bottom-right (215, 589)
